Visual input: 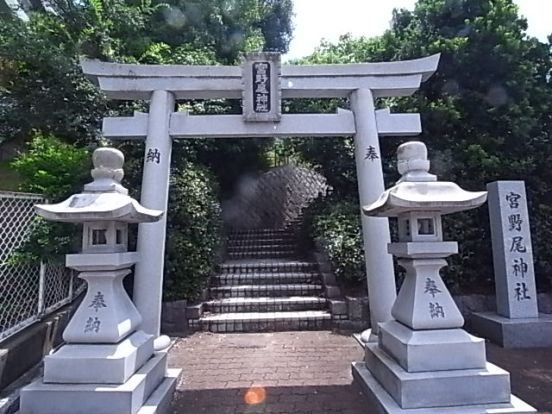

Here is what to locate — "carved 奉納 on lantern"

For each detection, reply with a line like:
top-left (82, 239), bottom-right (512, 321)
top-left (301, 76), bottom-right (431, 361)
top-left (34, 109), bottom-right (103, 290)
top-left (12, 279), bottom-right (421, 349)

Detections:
top-left (352, 141), bottom-right (535, 413)
top-left (20, 147), bottom-right (181, 414)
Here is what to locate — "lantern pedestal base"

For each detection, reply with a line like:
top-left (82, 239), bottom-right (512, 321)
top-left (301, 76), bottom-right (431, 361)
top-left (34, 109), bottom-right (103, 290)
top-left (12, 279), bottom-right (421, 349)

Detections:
top-left (352, 361), bottom-right (535, 413)
top-left (379, 321), bottom-right (486, 372)
top-left (363, 342), bottom-right (511, 409)
top-left (44, 331), bottom-right (154, 384)
top-left (20, 352), bottom-right (180, 414)
top-left (471, 312), bottom-right (552, 348)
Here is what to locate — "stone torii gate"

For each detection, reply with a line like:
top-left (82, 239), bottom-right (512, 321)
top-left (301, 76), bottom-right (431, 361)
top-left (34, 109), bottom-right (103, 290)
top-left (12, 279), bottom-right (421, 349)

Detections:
top-left (81, 53), bottom-right (440, 347)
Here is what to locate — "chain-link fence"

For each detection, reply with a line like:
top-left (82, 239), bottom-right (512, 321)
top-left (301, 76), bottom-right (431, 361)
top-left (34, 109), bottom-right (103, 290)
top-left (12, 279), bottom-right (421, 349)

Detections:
top-left (0, 192), bottom-right (84, 341)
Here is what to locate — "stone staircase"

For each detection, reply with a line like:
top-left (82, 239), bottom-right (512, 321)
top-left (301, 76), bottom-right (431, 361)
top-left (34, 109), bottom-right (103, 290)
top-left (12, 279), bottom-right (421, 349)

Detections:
top-left (194, 228), bottom-right (332, 333)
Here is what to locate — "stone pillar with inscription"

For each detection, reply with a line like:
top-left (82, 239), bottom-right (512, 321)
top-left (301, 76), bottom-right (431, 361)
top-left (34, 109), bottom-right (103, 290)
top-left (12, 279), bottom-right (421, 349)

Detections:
top-left (472, 181), bottom-right (552, 347)
top-left (352, 142), bottom-right (535, 413)
top-left (20, 148), bottom-right (181, 414)
top-left (351, 89), bottom-right (397, 342)
top-left (134, 89), bottom-right (175, 350)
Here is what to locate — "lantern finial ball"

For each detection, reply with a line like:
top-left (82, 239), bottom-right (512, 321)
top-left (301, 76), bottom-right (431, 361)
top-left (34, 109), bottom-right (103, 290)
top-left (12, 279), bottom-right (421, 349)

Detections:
top-left (397, 141), bottom-right (435, 182)
top-left (91, 147), bottom-right (124, 183)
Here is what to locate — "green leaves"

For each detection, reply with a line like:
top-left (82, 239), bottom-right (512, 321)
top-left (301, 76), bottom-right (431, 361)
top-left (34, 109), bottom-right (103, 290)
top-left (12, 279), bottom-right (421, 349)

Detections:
top-left (9, 134), bottom-right (89, 263)
top-left (295, 0), bottom-right (552, 292)
top-left (163, 163), bottom-right (223, 301)
top-left (306, 199), bottom-right (365, 283)
top-left (11, 133), bottom-right (90, 200)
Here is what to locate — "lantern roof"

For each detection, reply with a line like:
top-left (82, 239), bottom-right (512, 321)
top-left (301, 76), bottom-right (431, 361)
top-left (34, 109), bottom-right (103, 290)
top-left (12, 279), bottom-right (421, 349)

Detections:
top-left (363, 142), bottom-right (487, 217)
top-left (35, 148), bottom-right (163, 223)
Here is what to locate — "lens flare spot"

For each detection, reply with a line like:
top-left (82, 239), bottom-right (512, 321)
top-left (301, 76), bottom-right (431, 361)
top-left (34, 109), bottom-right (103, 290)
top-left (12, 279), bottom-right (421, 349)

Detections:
top-left (163, 6), bottom-right (186, 29)
top-left (486, 85), bottom-right (508, 107)
top-left (244, 386), bottom-right (266, 405)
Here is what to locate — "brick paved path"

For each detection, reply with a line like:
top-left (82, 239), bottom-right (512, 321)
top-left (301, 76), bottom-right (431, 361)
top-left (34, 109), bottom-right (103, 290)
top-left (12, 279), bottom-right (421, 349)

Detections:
top-left (168, 331), bottom-right (366, 414)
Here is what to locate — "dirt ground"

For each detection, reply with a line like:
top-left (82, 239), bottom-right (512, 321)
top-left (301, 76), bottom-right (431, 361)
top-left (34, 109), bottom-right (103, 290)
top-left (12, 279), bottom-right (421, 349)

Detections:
top-left (168, 331), bottom-right (552, 414)
top-left (486, 342), bottom-right (552, 413)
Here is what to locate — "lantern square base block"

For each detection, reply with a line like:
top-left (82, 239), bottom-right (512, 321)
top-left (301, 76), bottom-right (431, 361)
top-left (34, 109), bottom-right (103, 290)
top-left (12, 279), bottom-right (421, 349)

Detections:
top-left (352, 361), bottom-right (536, 413)
top-left (363, 343), bottom-right (512, 409)
top-left (20, 352), bottom-right (180, 414)
top-left (471, 312), bottom-right (552, 348)
top-left (44, 331), bottom-right (154, 384)
top-left (379, 321), bottom-right (486, 372)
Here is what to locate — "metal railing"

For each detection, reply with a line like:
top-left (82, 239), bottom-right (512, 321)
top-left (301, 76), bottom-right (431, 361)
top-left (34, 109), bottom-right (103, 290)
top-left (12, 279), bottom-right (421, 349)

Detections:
top-left (0, 192), bottom-right (84, 341)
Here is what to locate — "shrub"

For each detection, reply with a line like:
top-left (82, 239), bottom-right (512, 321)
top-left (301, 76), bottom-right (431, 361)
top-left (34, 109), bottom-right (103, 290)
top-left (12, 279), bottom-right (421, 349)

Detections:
top-left (305, 198), bottom-right (365, 283)
top-left (11, 132), bottom-right (90, 200)
top-left (10, 133), bottom-right (90, 262)
top-left (163, 163), bottom-right (222, 301)
top-left (305, 197), bottom-right (494, 295)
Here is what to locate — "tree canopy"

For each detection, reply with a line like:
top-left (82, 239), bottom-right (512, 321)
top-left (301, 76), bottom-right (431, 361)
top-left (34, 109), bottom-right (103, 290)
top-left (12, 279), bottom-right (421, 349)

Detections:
top-left (3, 0), bottom-right (552, 294)
top-left (296, 0), bottom-right (552, 291)
top-left (1, 0), bottom-right (294, 300)
top-left (0, 0), bottom-right (294, 146)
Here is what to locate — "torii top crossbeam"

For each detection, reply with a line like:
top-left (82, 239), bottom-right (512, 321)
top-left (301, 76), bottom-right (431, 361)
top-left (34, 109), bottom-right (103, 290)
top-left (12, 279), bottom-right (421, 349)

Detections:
top-left (81, 54), bottom-right (440, 100)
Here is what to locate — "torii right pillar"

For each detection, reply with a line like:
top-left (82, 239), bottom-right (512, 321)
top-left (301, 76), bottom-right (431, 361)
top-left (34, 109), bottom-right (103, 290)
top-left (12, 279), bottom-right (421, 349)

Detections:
top-left (351, 89), bottom-right (396, 341)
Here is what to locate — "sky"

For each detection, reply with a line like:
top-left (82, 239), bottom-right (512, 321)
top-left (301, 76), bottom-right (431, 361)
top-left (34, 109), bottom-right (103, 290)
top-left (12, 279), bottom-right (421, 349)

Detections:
top-left (284, 0), bottom-right (551, 61)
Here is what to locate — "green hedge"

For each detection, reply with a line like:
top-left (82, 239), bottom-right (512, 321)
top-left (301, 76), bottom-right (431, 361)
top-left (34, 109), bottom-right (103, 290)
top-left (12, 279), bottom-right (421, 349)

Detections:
top-left (163, 163), bottom-right (222, 301)
top-left (305, 198), bottom-right (365, 283)
top-left (305, 196), bottom-right (497, 294)
top-left (11, 135), bottom-right (224, 300)
top-left (11, 133), bottom-right (90, 200)
top-left (10, 134), bottom-right (90, 263)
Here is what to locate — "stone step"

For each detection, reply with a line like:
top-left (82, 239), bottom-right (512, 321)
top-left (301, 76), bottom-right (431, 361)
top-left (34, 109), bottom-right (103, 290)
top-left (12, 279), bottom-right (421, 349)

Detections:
top-left (226, 243), bottom-right (298, 253)
top-left (199, 310), bottom-right (332, 333)
top-left (228, 238), bottom-right (297, 245)
top-left (226, 250), bottom-right (297, 259)
top-left (212, 271), bottom-right (320, 286)
top-left (227, 236), bottom-right (297, 245)
top-left (229, 230), bottom-right (296, 238)
top-left (230, 228), bottom-right (295, 235)
top-left (219, 259), bottom-right (318, 273)
top-left (209, 284), bottom-right (323, 299)
top-left (204, 296), bottom-right (328, 313)
top-left (227, 238), bottom-right (297, 247)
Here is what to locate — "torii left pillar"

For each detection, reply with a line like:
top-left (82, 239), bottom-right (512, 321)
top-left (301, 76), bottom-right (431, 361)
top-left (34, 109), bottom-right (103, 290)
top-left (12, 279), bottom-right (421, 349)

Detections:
top-left (134, 90), bottom-right (175, 349)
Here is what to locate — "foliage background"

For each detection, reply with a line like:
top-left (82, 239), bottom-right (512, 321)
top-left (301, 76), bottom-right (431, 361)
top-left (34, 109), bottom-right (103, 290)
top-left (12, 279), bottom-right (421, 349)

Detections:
top-left (1, 0), bottom-right (294, 300)
top-left (164, 164), bottom-right (222, 301)
top-left (294, 0), bottom-right (552, 294)
top-left (2, 0), bottom-right (552, 298)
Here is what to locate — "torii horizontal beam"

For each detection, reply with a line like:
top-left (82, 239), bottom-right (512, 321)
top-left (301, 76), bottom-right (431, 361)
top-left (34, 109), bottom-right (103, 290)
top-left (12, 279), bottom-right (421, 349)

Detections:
top-left (102, 108), bottom-right (421, 140)
top-left (81, 54), bottom-right (440, 100)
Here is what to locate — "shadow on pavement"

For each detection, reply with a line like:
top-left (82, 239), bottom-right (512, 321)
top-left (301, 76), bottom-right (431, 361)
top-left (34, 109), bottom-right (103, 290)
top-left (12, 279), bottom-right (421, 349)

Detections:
top-left (171, 384), bottom-right (366, 414)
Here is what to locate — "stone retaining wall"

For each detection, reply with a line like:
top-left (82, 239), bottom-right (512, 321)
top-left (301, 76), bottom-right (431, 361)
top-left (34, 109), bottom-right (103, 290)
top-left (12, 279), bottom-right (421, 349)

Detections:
top-left (340, 292), bottom-right (552, 328)
top-left (0, 299), bottom-right (80, 413)
top-left (222, 165), bottom-right (329, 230)
top-left (161, 300), bottom-right (188, 335)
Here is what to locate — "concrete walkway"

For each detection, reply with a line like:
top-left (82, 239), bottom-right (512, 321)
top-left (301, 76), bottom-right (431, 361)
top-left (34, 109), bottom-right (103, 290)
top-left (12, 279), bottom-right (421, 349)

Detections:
top-left (168, 331), bottom-right (552, 414)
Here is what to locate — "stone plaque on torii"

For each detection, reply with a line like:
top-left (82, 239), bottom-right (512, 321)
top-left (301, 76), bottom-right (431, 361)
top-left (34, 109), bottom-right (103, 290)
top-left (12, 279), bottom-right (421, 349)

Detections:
top-left (81, 52), bottom-right (441, 348)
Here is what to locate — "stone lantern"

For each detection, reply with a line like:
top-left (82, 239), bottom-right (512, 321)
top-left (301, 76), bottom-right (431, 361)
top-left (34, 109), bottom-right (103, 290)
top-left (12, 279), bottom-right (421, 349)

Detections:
top-left (20, 148), bottom-right (181, 414)
top-left (352, 142), bottom-right (535, 413)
